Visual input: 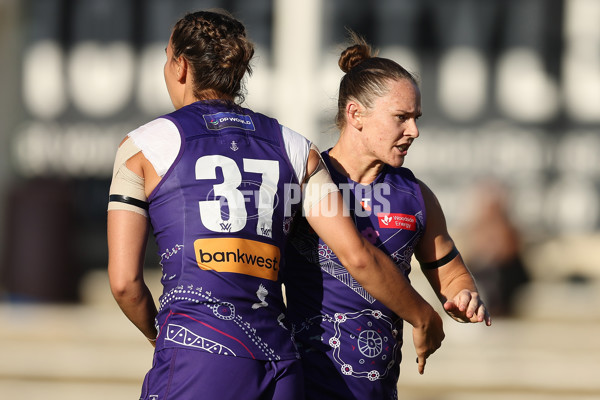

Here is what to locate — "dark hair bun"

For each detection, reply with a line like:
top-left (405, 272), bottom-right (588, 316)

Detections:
top-left (338, 44), bottom-right (372, 73)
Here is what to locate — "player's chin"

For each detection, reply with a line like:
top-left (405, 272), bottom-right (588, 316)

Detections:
top-left (387, 156), bottom-right (405, 168)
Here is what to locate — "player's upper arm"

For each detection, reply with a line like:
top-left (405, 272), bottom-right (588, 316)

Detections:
top-left (108, 137), bottom-right (149, 217)
top-left (300, 144), bottom-right (339, 215)
top-left (108, 118), bottom-right (181, 215)
top-left (414, 179), bottom-right (456, 264)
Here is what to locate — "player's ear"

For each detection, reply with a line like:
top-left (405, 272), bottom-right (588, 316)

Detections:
top-left (346, 101), bottom-right (364, 130)
top-left (176, 55), bottom-right (188, 83)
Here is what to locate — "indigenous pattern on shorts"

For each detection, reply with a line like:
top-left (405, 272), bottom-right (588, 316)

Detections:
top-left (282, 150), bottom-right (426, 393)
top-left (148, 101), bottom-right (302, 361)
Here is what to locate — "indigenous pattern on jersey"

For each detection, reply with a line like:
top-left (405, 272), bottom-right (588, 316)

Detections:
top-left (282, 150), bottom-right (426, 399)
top-left (148, 100), bottom-right (303, 361)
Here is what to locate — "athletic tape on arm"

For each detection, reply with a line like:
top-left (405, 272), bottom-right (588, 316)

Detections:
top-left (301, 144), bottom-right (339, 215)
top-left (107, 137), bottom-right (148, 217)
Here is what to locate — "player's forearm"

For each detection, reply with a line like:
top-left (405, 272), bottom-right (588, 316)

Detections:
top-left (112, 281), bottom-right (158, 340)
top-left (342, 239), bottom-right (438, 328)
top-left (107, 210), bottom-right (155, 339)
top-left (425, 256), bottom-right (479, 304)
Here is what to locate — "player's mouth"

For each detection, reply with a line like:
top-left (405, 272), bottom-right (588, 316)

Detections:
top-left (396, 144), bottom-right (410, 156)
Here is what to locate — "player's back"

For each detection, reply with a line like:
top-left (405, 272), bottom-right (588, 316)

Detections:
top-left (149, 100), bottom-right (305, 361)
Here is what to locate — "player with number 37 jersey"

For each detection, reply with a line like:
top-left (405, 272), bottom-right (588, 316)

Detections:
top-left (147, 101), bottom-right (305, 361)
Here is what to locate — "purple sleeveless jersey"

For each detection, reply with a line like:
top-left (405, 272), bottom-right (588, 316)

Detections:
top-left (149, 101), bottom-right (302, 362)
top-left (282, 150), bottom-right (426, 399)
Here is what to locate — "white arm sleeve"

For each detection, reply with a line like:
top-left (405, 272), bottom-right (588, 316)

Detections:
top-left (128, 117), bottom-right (181, 177)
top-left (281, 125), bottom-right (310, 184)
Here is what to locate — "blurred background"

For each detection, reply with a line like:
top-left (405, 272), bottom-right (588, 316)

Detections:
top-left (0, 0), bottom-right (599, 399)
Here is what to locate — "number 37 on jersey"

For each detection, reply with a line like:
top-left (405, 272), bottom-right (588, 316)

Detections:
top-left (195, 155), bottom-right (280, 238)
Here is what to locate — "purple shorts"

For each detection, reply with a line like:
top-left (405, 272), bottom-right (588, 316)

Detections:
top-left (140, 348), bottom-right (304, 400)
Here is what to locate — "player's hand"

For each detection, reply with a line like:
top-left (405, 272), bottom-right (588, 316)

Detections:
top-left (443, 289), bottom-right (491, 326)
top-left (412, 309), bottom-right (444, 375)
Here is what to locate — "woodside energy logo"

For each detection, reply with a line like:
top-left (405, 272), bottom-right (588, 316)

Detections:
top-left (377, 213), bottom-right (416, 230)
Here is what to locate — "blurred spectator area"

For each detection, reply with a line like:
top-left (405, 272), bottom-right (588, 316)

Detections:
top-left (0, 0), bottom-right (599, 312)
top-left (452, 179), bottom-right (600, 320)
